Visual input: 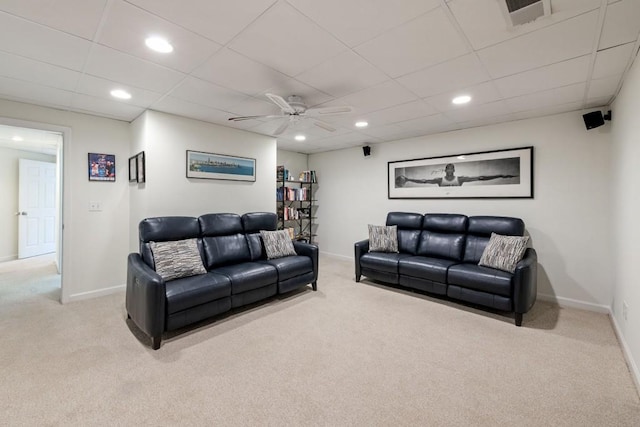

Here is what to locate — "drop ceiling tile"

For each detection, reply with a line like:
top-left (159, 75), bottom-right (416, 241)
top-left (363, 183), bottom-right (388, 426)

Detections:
top-left (287, 0), bottom-right (439, 47)
top-left (456, 114), bottom-right (516, 130)
top-left (228, 2), bottom-right (347, 77)
top-left (397, 54), bottom-right (492, 98)
top-left (356, 100), bottom-right (439, 128)
top-left (169, 77), bottom-right (248, 110)
top-left (592, 43), bottom-right (635, 79)
top-left (295, 50), bottom-right (389, 98)
top-left (84, 45), bottom-right (186, 93)
top-left (477, 11), bottom-right (598, 78)
top-left (0, 76), bottom-right (73, 108)
top-left (599, 0), bottom-right (640, 50)
top-left (504, 82), bottom-right (586, 113)
top-left (98, 1), bottom-right (221, 74)
top-left (256, 79), bottom-right (334, 108)
top-left (0, 12), bottom-right (92, 70)
top-left (193, 48), bottom-right (291, 96)
top-left (0, 0), bottom-right (106, 40)
top-left (584, 97), bottom-right (611, 109)
top-left (70, 93), bottom-right (144, 121)
top-left (151, 96), bottom-right (240, 126)
top-left (494, 55), bottom-right (590, 99)
top-left (360, 123), bottom-right (406, 140)
top-left (355, 8), bottom-right (469, 78)
top-left (226, 96), bottom-right (284, 118)
top-left (75, 74), bottom-right (163, 108)
top-left (0, 51), bottom-right (81, 91)
top-left (424, 82), bottom-right (502, 113)
top-left (394, 113), bottom-right (456, 135)
top-left (127, 0), bottom-right (277, 45)
top-left (444, 100), bottom-right (511, 123)
top-left (511, 101), bottom-right (583, 121)
top-left (323, 80), bottom-right (418, 116)
top-left (587, 74), bottom-right (622, 99)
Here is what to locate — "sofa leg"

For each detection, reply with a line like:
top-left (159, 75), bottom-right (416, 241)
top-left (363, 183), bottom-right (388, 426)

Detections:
top-left (127, 313), bottom-right (131, 320)
top-left (151, 336), bottom-right (161, 350)
top-left (312, 281), bottom-right (317, 291)
top-left (355, 274), bottom-right (361, 282)
top-left (515, 312), bottom-right (523, 327)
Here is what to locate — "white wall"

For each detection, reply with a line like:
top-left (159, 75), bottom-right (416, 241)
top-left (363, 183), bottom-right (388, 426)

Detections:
top-left (611, 54), bottom-right (640, 384)
top-left (0, 147), bottom-right (55, 261)
top-left (310, 111), bottom-right (613, 309)
top-left (129, 110), bottom-right (277, 251)
top-left (277, 149), bottom-right (308, 178)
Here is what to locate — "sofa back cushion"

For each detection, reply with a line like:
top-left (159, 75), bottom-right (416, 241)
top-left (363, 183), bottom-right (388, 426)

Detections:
top-left (199, 213), bottom-right (251, 268)
top-left (139, 216), bottom-right (201, 270)
top-left (463, 216), bottom-right (525, 263)
top-left (417, 214), bottom-right (468, 260)
top-left (242, 212), bottom-right (277, 261)
top-left (386, 212), bottom-right (423, 254)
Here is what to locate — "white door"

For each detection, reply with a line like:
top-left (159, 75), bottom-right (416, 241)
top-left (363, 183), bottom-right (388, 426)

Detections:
top-left (18, 159), bottom-right (57, 259)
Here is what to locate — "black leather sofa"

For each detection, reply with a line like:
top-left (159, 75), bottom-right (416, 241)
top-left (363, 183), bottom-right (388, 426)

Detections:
top-left (126, 212), bottom-right (318, 349)
top-left (354, 212), bottom-right (537, 326)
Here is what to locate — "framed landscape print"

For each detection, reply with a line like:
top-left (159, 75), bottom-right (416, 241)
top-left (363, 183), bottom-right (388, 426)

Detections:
top-left (186, 150), bottom-right (256, 182)
top-left (88, 153), bottom-right (116, 182)
top-left (388, 147), bottom-right (533, 199)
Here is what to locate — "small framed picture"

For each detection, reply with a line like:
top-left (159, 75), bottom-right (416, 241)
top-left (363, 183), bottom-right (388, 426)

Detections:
top-left (136, 151), bottom-right (145, 183)
top-left (128, 155), bottom-right (137, 182)
top-left (88, 153), bottom-right (116, 182)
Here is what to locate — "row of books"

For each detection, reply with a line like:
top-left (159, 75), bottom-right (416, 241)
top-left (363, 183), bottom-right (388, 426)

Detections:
top-left (277, 186), bottom-right (311, 201)
top-left (277, 166), bottom-right (317, 183)
top-left (299, 170), bottom-right (317, 183)
top-left (281, 207), bottom-right (305, 220)
top-left (276, 165), bottom-right (290, 181)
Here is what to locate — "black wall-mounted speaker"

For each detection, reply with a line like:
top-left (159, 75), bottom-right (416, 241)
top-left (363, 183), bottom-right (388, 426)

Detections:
top-left (363, 145), bottom-right (371, 156)
top-left (583, 111), bottom-right (605, 130)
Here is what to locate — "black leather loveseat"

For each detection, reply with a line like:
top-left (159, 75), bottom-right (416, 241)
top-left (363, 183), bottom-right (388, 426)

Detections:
top-left (126, 212), bottom-right (318, 349)
top-left (354, 212), bottom-right (537, 326)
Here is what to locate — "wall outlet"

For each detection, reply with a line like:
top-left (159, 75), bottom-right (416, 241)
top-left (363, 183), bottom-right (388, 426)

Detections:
top-left (89, 201), bottom-right (102, 211)
top-left (623, 301), bottom-right (629, 321)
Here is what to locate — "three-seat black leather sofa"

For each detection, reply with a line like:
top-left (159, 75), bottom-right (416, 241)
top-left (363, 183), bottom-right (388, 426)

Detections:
top-left (126, 212), bottom-right (318, 349)
top-left (354, 212), bottom-right (537, 325)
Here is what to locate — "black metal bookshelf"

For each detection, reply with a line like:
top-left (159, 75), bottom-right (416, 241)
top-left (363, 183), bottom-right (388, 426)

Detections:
top-left (277, 166), bottom-right (316, 243)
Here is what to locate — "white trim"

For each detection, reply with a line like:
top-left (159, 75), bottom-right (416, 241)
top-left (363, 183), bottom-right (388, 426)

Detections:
top-left (609, 310), bottom-right (640, 394)
top-left (537, 292), bottom-right (610, 313)
top-left (65, 284), bottom-right (125, 303)
top-left (0, 254), bottom-right (17, 263)
top-left (320, 250), bottom-right (351, 261)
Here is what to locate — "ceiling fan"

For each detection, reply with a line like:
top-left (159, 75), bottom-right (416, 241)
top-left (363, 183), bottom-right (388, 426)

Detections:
top-left (228, 93), bottom-right (352, 136)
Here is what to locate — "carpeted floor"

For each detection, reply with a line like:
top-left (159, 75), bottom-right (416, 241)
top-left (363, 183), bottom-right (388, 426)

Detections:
top-left (1, 254), bottom-right (639, 426)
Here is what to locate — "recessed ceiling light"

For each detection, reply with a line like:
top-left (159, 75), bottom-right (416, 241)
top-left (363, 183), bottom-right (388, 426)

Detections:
top-left (355, 121), bottom-right (368, 128)
top-left (12, 136), bottom-right (23, 142)
top-left (452, 95), bottom-right (471, 105)
top-left (110, 89), bottom-right (132, 100)
top-left (294, 135), bottom-right (306, 141)
top-left (145, 36), bottom-right (173, 53)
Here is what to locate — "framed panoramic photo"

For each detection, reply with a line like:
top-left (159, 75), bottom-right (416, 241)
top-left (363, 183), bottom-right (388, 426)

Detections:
top-left (128, 155), bottom-right (137, 182)
top-left (136, 151), bottom-right (145, 183)
top-left (186, 150), bottom-right (256, 182)
top-left (88, 153), bottom-right (116, 182)
top-left (388, 146), bottom-right (533, 199)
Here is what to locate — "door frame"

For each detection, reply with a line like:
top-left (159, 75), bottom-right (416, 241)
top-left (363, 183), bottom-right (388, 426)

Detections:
top-left (0, 116), bottom-right (72, 304)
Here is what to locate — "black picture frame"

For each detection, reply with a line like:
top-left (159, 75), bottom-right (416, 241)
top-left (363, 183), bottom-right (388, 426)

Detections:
top-left (128, 155), bottom-right (137, 182)
top-left (136, 151), bottom-right (145, 183)
top-left (388, 146), bottom-right (533, 199)
top-left (186, 150), bottom-right (256, 182)
top-left (88, 153), bottom-right (116, 182)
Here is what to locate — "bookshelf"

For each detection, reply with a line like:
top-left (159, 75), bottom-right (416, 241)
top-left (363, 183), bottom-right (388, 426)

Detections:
top-left (277, 166), bottom-right (317, 243)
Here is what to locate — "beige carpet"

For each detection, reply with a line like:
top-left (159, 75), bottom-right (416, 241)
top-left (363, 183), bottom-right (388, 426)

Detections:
top-left (1, 254), bottom-right (639, 426)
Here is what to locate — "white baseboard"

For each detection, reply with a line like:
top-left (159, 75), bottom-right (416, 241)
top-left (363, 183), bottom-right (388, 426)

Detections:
top-left (609, 310), bottom-right (640, 394)
top-left (64, 284), bottom-right (125, 304)
top-left (319, 251), bottom-right (351, 261)
top-left (537, 293), bottom-right (610, 313)
top-left (0, 254), bottom-right (17, 263)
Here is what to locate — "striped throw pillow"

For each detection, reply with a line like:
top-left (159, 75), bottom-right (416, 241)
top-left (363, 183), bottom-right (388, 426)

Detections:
top-left (260, 230), bottom-right (297, 259)
top-left (150, 238), bottom-right (207, 281)
top-left (368, 224), bottom-right (398, 253)
top-left (478, 233), bottom-right (529, 273)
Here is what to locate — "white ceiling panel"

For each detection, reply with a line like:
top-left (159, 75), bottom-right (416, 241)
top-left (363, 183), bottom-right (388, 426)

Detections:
top-left (0, 76), bottom-right (73, 108)
top-left (0, 51), bottom-right (81, 91)
top-left (494, 55), bottom-right (591, 98)
top-left (287, 0), bottom-right (439, 47)
top-left (226, 96), bottom-right (286, 118)
top-left (583, 96), bottom-right (611, 109)
top-left (457, 114), bottom-right (516, 130)
top-left (126, 0), bottom-right (277, 45)
top-left (84, 45), bottom-right (186, 93)
top-left (255, 80), bottom-right (333, 109)
top-left (70, 93), bottom-right (144, 121)
top-left (593, 43), bottom-right (635, 79)
top-left (0, 12), bottom-right (92, 71)
top-left (323, 80), bottom-right (418, 116)
top-left (587, 74), bottom-right (621, 100)
top-left (511, 101), bottom-right (583, 121)
top-left (355, 8), bottom-right (469, 78)
top-left (394, 113), bottom-right (456, 134)
top-left (354, 100), bottom-right (439, 128)
top-left (0, 0), bottom-right (107, 40)
top-left (75, 74), bottom-right (163, 108)
top-left (598, 0), bottom-right (640, 50)
top-left (228, 2), bottom-right (347, 77)
top-left (397, 54), bottom-right (492, 98)
top-left (169, 77), bottom-right (249, 111)
top-left (477, 11), bottom-right (598, 78)
top-left (361, 123), bottom-right (407, 140)
top-left (295, 50), bottom-right (388, 98)
top-left (424, 82), bottom-right (503, 113)
top-left (505, 82), bottom-right (586, 113)
top-left (151, 96), bottom-right (243, 126)
top-left (443, 100), bottom-right (511, 124)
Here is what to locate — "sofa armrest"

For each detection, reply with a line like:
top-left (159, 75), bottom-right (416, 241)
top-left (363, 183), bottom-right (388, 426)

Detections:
top-left (513, 248), bottom-right (537, 314)
top-left (293, 241), bottom-right (318, 284)
top-left (354, 239), bottom-right (370, 282)
top-left (125, 253), bottom-right (167, 339)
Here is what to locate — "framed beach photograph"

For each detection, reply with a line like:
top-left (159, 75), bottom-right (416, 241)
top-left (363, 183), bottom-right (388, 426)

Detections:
top-left (88, 153), bottom-right (116, 182)
top-left (388, 146), bottom-right (533, 199)
top-left (186, 150), bottom-right (256, 182)
top-left (136, 151), bottom-right (145, 183)
top-left (128, 155), bottom-right (137, 182)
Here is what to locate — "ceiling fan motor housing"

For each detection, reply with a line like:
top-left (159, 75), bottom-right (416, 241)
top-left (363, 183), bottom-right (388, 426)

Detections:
top-left (286, 95), bottom-right (307, 113)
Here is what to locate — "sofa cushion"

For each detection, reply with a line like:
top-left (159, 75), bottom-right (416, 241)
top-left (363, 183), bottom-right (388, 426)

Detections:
top-left (447, 263), bottom-right (513, 297)
top-left (139, 216), bottom-right (200, 269)
top-left (360, 252), bottom-right (411, 273)
top-left (479, 233), bottom-right (530, 273)
top-left (243, 212), bottom-right (277, 260)
top-left (423, 214), bottom-right (468, 233)
top-left (368, 224), bottom-right (398, 253)
top-left (213, 262), bottom-right (278, 294)
top-left (417, 232), bottom-right (466, 261)
top-left (165, 272), bottom-right (231, 314)
top-left (398, 256), bottom-right (458, 283)
top-left (387, 212), bottom-right (422, 254)
top-left (463, 216), bottom-right (525, 263)
top-left (149, 238), bottom-right (206, 281)
top-left (263, 255), bottom-right (313, 281)
top-left (260, 229), bottom-right (297, 259)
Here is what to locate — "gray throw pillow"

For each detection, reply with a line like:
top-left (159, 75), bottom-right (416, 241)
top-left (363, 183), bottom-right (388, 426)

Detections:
top-left (478, 233), bottom-right (530, 273)
top-left (260, 230), bottom-right (297, 259)
top-left (150, 238), bottom-right (207, 281)
top-left (368, 224), bottom-right (399, 253)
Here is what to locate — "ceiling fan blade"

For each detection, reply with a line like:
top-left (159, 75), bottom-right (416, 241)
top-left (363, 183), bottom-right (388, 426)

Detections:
top-left (273, 119), bottom-right (290, 136)
top-left (265, 93), bottom-right (296, 114)
top-left (305, 106), bottom-right (352, 116)
top-left (313, 120), bottom-right (336, 132)
top-left (228, 114), bottom-right (283, 122)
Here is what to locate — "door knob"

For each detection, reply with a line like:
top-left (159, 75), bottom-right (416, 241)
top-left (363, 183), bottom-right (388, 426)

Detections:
top-left (15, 211), bottom-right (27, 216)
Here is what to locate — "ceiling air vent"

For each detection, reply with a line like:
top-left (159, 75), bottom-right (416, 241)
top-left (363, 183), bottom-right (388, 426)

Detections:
top-left (500, 0), bottom-right (550, 27)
